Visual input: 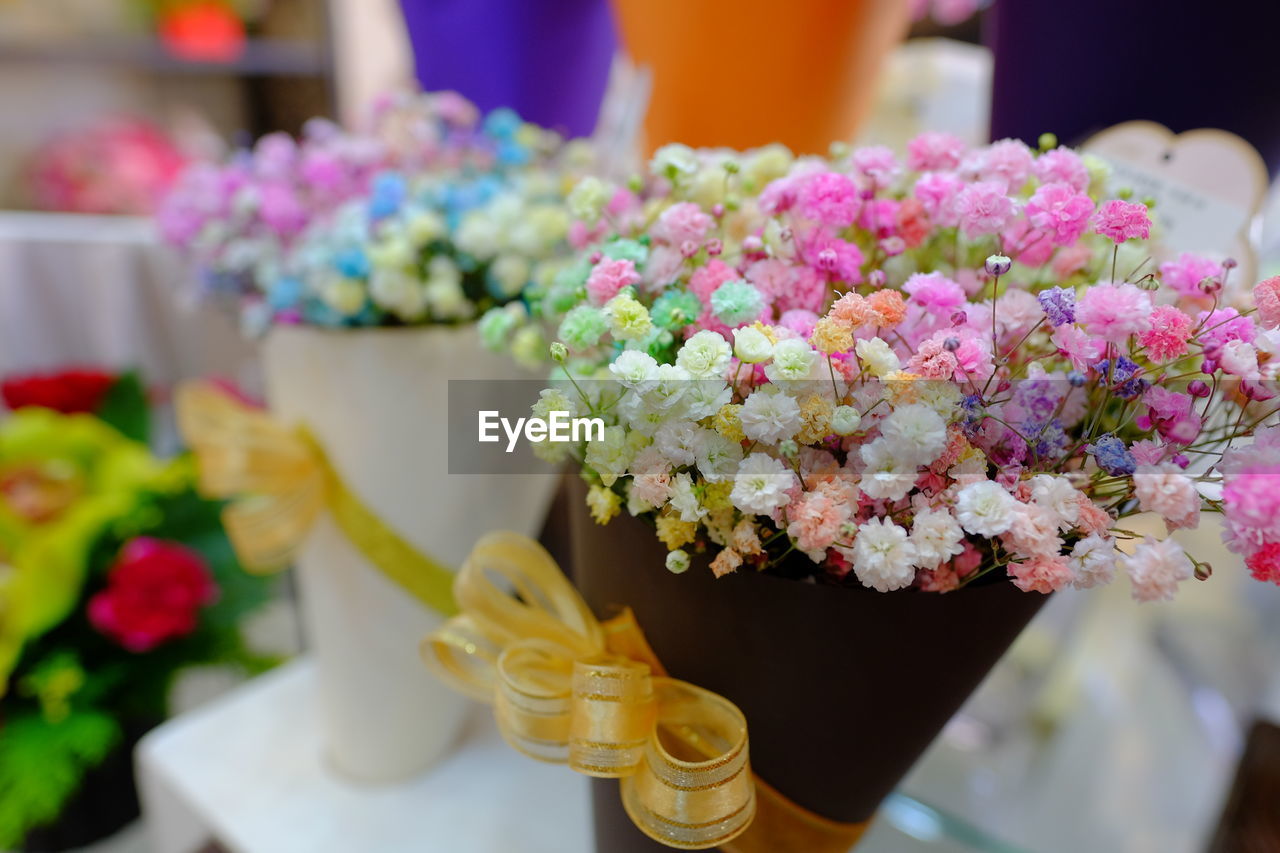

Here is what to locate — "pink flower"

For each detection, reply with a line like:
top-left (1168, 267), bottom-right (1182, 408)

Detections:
top-left (1255, 276), bottom-right (1280, 329)
top-left (1002, 503), bottom-right (1063, 558)
top-left (1003, 218), bottom-right (1055, 267)
top-left (653, 202), bottom-right (714, 248)
top-left (1134, 463), bottom-right (1200, 530)
top-left (1159, 253), bottom-right (1223, 299)
top-left (906, 132), bottom-right (966, 172)
top-left (1052, 244), bottom-right (1093, 279)
top-left (1138, 305), bottom-right (1194, 362)
top-left (1033, 148), bottom-right (1090, 192)
top-left (1123, 537), bottom-right (1193, 602)
top-left (903, 272), bottom-right (966, 312)
top-left (641, 245), bottom-right (683, 290)
top-left (1093, 199), bottom-right (1152, 244)
top-left (687, 259), bottom-right (737, 304)
top-left (1223, 462), bottom-right (1280, 533)
top-left (586, 257), bottom-right (641, 306)
top-left (1197, 307), bottom-right (1257, 349)
top-left (778, 309), bottom-right (819, 338)
top-left (906, 337), bottom-right (960, 379)
top-left (1025, 182), bottom-right (1094, 246)
top-left (775, 266), bottom-right (829, 315)
top-left (1051, 325), bottom-right (1103, 372)
top-left (977, 139), bottom-right (1035, 191)
top-left (1246, 543), bottom-right (1280, 586)
top-left (1075, 282), bottom-right (1153, 343)
top-left (954, 181), bottom-right (1015, 239)
top-left (852, 145), bottom-right (901, 190)
top-left (803, 228), bottom-right (865, 283)
top-left (1007, 555), bottom-right (1073, 593)
top-left (913, 172), bottom-right (964, 228)
top-left (787, 486), bottom-right (852, 555)
top-left (798, 172), bottom-right (860, 228)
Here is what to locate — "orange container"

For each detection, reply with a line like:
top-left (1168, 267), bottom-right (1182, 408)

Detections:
top-left (611, 0), bottom-right (912, 155)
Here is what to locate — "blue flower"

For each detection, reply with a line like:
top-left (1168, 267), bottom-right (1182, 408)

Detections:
top-left (368, 172), bottom-right (407, 219)
top-left (334, 247), bottom-right (370, 279)
top-left (267, 276), bottom-right (304, 310)
top-left (1087, 434), bottom-right (1136, 476)
top-left (497, 140), bottom-right (530, 167)
top-left (483, 108), bottom-right (522, 140)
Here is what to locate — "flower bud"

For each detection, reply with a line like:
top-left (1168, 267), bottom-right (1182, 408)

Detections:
top-left (1187, 380), bottom-right (1211, 398)
top-left (868, 269), bottom-right (887, 288)
top-left (549, 342), bottom-right (568, 364)
top-left (985, 254), bottom-right (1012, 277)
top-left (666, 550), bottom-right (691, 574)
top-left (831, 405), bottom-right (862, 436)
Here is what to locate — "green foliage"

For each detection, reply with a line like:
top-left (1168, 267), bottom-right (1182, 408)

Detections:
top-left (0, 711), bottom-right (121, 848)
top-left (94, 372), bottom-right (150, 445)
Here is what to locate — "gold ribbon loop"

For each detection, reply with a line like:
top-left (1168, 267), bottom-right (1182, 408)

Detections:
top-left (424, 532), bottom-right (755, 850)
top-left (174, 381), bottom-right (457, 616)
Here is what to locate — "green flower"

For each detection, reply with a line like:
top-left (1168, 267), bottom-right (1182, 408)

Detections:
top-left (601, 238), bottom-right (649, 267)
top-left (650, 290), bottom-right (702, 331)
top-left (477, 304), bottom-right (524, 351)
top-left (710, 280), bottom-right (764, 326)
top-left (605, 292), bottom-right (652, 341)
top-left (557, 305), bottom-right (608, 352)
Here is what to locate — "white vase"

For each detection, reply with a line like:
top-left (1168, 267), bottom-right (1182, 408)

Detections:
top-left (260, 324), bottom-right (555, 783)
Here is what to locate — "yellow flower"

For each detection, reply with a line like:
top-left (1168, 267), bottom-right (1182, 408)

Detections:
top-left (795, 394), bottom-right (834, 444)
top-left (586, 484), bottom-right (622, 525)
top-left (702, 482), bottom-right (734, 512)
top-left (809, 317), bottom-right (854, 355)
top-left (713, 404), bottom-right (746, 443)
top-left (883, 371), bottom-right (924, 406)
top-left (655, 512), bottom-right (697, 550)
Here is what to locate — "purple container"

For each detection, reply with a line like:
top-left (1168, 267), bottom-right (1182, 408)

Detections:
top-left (988, 0), bottom-right (1280, 174)
top-left (399, 0), bottom-right (616, 138)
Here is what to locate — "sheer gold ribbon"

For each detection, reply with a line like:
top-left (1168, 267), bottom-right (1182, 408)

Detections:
top-left (174, 382), bottom-right (457, 616)
top-left (424, 532), bottom-right (871, 852)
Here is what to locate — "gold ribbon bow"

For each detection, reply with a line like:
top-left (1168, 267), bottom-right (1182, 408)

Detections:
top-left (175, 382), bottom-right (457, 616)
top-left (425, 533), bottom-right (875, 851)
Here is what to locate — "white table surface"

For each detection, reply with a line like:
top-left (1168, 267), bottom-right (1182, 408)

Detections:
top-left (136, 659), bottom-right (591, 853)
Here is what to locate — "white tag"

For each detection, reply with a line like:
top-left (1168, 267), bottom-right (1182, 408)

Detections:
top-left (1084, 121), bottom-right (1268, 289)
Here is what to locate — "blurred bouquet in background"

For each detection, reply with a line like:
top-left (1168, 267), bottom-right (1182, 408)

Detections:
top-left (160, 90), bottom-right (595, 344)
top-left (0, 369), bottom-right (273, 849)
top-left (532, 134), bottom-right (1278, 599)
top-left (26, 117), bottom-right (188, 215)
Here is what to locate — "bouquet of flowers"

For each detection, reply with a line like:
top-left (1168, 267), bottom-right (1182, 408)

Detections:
top-left (535, 131), bottom-right (1277, 598)
top-left (0, 369), bottom-right (272, 850)
top-left (26, 117), bottom-right (188, 216)
top-left (160, 90), bottom-right (593, 343)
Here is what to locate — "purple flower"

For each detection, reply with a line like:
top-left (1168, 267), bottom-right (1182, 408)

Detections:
top-left (1037, 286), bottom-right (1076, 326)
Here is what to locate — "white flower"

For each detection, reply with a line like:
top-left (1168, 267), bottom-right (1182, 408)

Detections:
top-left (666, 549), bottom-right (691, 574)
top-left (730, 453), bottom-right (796, 515)
top-left (764, 338), bottom-right (818, 382)
top-left (651, 143), bottom-right (699, 179)
top-left (851, 518), bottom-right (918, 592)
top-left (858, 440), bottom-right (918, 502)
top-left (1029, 474), bottom-right (1080, 530)
top-left (609, 350), bottom-right (659, 389)
top-left (405, 209), bottom-right (445, 244)
top-left (738, 387), bottom-right (802, 445)
top-left (954, 481), bottom-right (1018, 537)
top-left (489, 254), bottom-right (531, 299)
top-left (677, 330), bottom-right (732, 379)
top-left (683, 380), bottom-right (732, 420)
top-left (910, 508), bottom-right (965, 569)
top-left (584, 426), bottom-right (636, 487)
top-left (668, 472), bottom-right (706, 522)
top-left (654, 420), bottom-right (700, 466)
top-left (695, 430), bottom-right (744, 483)
top-left (369, 268), bottom-right (426, 320)
top-left (831, 405), bottom-right (862, 436)
top-left (320, 275), bottom-right (365, 316)
top-left (1122, 537), bottom-right (1193, 602)
top-left (733, 326), bottom-right (774, 363)
top-left (1069, 534), bottom-right (1117, 589)
top-left (567, 176), bottom-right (608, 223)
top-left (455, 211), bottom-right (502, 258)
top-left (1220, 340), bottom-right (1261, 380)
top-left (878, 404), bottom-right (948, 465)
top-left (855, 337), bottom-right (901, 378)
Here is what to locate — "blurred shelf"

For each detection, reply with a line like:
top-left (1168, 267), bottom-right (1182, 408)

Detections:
top-left (0, 35), bottom-right (330, 76)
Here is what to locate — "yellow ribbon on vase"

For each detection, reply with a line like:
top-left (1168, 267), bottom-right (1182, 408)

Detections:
top-left (423, 532), bottom-right (871, 852)
top-left (174, 382), bottom-right (458, 616)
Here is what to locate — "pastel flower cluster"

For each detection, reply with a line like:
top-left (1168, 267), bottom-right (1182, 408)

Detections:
top-left (159, 91), bottom-right (589, 334)
top-left (534, 136), bottom-right (1278, 601)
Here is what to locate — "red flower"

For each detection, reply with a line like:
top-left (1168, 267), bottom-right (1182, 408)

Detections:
top-left (1, 369), bottom-right (116, 414)
top-left (1246, 543), bottom-right (1280, 587)
top-left (88, 538), bottom-right (218, 652)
